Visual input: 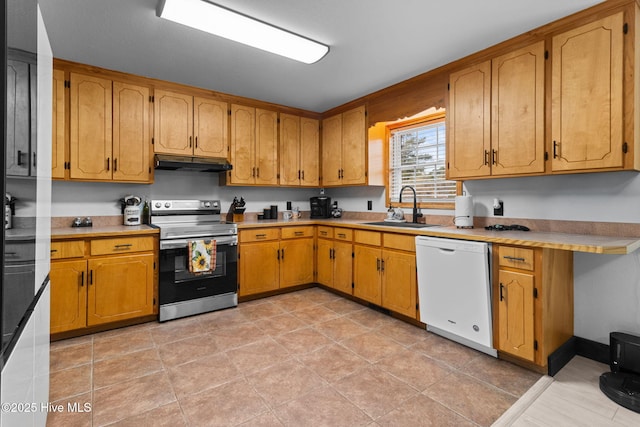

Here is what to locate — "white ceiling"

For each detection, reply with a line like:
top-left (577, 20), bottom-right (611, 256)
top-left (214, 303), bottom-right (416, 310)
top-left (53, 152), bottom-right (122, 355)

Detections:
top-left (39, 0), bottom-right (604, 113)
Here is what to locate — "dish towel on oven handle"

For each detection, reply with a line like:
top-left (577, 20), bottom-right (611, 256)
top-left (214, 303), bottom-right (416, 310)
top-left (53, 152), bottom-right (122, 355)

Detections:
top-left (188, 239), bottom-right (217, 274)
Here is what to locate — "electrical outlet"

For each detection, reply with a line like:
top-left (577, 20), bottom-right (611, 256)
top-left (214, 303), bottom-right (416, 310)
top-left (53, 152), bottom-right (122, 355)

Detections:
top-left (367, 200), bottom-right (372, 210)
top-left (320, 188), bottom-right (325, 195)
top-left (494, 200), bottom-right (504, 216)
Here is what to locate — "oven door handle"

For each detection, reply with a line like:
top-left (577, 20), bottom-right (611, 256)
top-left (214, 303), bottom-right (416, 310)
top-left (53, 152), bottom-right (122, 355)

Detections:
top-left (160, 236), bottom-right (238, 250)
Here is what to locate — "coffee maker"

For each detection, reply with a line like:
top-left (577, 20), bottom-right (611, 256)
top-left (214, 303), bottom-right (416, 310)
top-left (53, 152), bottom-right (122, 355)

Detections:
top-left (310, 196), bottom-right (332, 218)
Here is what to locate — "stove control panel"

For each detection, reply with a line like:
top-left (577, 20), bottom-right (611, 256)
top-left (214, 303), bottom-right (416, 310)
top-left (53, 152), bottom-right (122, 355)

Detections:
top-left (150, 200), bottom-right (221, 214)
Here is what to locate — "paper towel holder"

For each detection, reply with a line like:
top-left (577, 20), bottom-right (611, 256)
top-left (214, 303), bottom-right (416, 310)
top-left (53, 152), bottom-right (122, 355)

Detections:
top-left (454, 195), bottom-right (474, 228)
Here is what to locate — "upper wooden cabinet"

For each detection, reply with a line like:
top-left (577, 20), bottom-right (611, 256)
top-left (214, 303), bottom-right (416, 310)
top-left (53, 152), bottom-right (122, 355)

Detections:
top-left (321, 105), bottom-right (367, 186)
top-left (448, 41), bottom-right (545, 179)
top-left (551, 12), bottom-right (624, 172)
top-left (280, 114), bottom-right (320, 187)
top-left (153, 89), bottom-right (229, 159)
top-left (227, 104), bottom-right (278, 185)
top-left (56, 71), bottom-right (153, 183)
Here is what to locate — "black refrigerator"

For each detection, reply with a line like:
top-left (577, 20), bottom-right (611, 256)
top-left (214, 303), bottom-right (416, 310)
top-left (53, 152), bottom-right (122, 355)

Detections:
top-left (1, 0), bottom-right (52, 424)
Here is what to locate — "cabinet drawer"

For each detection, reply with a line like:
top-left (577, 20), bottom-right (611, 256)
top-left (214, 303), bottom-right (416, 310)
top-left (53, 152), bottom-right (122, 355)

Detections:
top-left (384, 233), bottom-right (415, 252)
top-left (51, 240), bottom-right (85, 259)
top-left (354, 230), bottom-right (381, 246)
top-left (317, 226), bottom-right (333, 239)
top-left (91, 236), bottom-right (154, 256)
top-left (240, 228), bottom-right (280, 243)
top-left (498, 246), bottom-right (534, 271)
top-left (281, 226), bottom-right (314, 239)
top-left (334, 228), bottom-right (353, 241)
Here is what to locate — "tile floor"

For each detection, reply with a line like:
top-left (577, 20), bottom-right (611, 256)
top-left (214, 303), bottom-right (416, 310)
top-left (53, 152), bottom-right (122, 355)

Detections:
top-left (47, 287), bottom-right (544, 426)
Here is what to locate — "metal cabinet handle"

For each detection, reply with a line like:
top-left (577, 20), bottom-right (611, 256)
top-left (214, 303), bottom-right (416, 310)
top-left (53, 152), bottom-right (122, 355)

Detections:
top-left (195, 136), bottom-right (198, 148)
top-left (189, 136), bottom-right (193, 148)
top-left (301, 170), bottom-right (305, 180)
top-left (376, 258), bottom-right (381, 271)
top-left (115, 243), bottom-right (133, 248)
top-left (33, 152), bottom-right (37, 167)
top-left (337, 169), bottom-right (341, 179)
top-left (80, 271), bottom-right (84, 287)
top-left (255, 233), bottom-right (266, 239)
top-left (298, 170), bottom-right (301, 179)
top-left (89, 270), bottom-right (93, 285)
top-left (381, 259), bottom-right (385, 272)
top-left (484, 150), bottom-right (490, 166)
top-left (106, 158), bottom-right (110, 171)
top-left (256, 167), bottom-right (259, 178)
top-left (337, 233), bottom-right (346, 238)
top-left (553, 141), bottom-right (559, 158)
top-left (492, 149), bottom-right (497, 165)
top-left (320, 231), bottom-right (328, 236)
top-left (499, 283), bottom-right (505, 301)
top-left (50, 249), bottom-right (58, 253)
top-left (281, 249), bottom-right (284, 260)
top-left (17, 150), bottom-right (23, 166)
top-left (503, 256), bottom-right (526, 262)
top-left (114, 158), bottom-right (117, 172)
top-left (294, 231), bottom-right (304, 236)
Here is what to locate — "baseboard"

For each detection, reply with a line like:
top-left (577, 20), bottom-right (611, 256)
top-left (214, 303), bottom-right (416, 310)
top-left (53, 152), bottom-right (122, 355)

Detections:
top-left (575, 336), bottom-right (610, 365)
top-left (547, 336), bottom-right (610, 376)
top-left (548, 336), bottom-right (577, 376)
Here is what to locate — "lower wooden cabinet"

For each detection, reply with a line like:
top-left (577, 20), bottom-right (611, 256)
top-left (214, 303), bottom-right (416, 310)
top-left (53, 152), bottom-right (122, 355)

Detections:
top-left (50, 235), bottom-right (157, 335)
top-left (352, 230), bottom-right (417, 318)
top-left (493, 244), bottom-right (573, 368)
top-left (239, 226), bottom-right (314, 297)
top-left (316, 227), bottom-right (353, 294)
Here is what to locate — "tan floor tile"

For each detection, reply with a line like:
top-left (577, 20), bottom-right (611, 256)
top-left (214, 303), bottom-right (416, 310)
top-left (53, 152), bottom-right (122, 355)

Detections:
top-left (150, 317), bottom-right (206, 345)
top-left (292, 304), bottom-right (340, 324)
top-left (93, 329), bottom-right (155, 361)
top-left (377, 319), bottom-right (429, 347)
top-left (157, 333), bottom-right (219, 367)
top-left (323, 297), bottom-right (367, 315)
top-left (347, 309), bottom-right (397, 329)
top-left (180, 378), bottom-right (269, 426)
top-left (375, 347), bottom-right (452, 391)
top-left (198, 306), bottom-right (250, 330)
top-left (107, 401), bottom-right (187, 427)
top-left (227, 337), bottom-right (291, 374)
top-left (299, 287), bottom-right (343, 303)
top-left (274, 327), bottom-right (333, 355)
top-left (256, 312), bottom-right (308, 336)
top-left (341, 331), bottom-right (405, 363)
top-left (376, 394), bottom-right (476, 426)
top-left (50, 341), bottom-right (92, 373)
top-left (50, 335), bottom-right (92, 351)
top-left (460, 354), bottom-right (542, 397)
top-left (93, 348), bottom-right (163, 389)
top-left (333, 365), bottom-right (419, 419)
top-left (270, 293), bottom-right (318, 312)
top-left (274, 386), bottom-right (372, 427)
top-left (209, 322), bottom-right (266, 351)
top-left (238, 410), bottom-right (284, 426)
top-left (169, 352), bottom-right (241, 399)
top-left (49, 364), bottom-right (92, 402)
top-left (298, 344), bottom-right (371, 383)
top-left (92, 371), bottom-right (176, 426)
top-left (239, 301), bottom-right (286, 320)
top-left (424, 371), bottom-right (516, 426)
top-left (246, 359), bottom-right (326, 407)
top-left (46, 392), bottom-right (92, 427)
top-left (314, 316), bottom-right (370, 342)
top-left (410, 332), bottom-right (482, 369)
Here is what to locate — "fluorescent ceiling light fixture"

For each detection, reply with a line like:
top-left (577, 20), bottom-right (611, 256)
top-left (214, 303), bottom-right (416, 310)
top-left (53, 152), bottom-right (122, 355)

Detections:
top-left (157, 0), bottom-right (329, 64)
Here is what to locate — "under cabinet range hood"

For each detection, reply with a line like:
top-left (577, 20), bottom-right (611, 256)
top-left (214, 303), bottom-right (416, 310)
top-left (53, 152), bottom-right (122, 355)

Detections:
top-left (154, 154), bottom-right (233, 172)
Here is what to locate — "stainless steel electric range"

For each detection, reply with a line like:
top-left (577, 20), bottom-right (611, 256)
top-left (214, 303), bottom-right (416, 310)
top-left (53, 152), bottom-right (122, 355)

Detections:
top-left (150, 200), bottom-right (238, 322)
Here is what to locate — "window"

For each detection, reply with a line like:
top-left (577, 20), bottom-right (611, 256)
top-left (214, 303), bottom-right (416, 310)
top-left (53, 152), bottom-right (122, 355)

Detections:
top-left (388, 114), bottom-right (457, 207)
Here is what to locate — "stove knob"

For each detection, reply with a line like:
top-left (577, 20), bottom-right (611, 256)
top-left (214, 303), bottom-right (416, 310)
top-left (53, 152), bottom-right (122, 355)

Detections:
top-left (165, 202), bottom-right (171, 208)
top-left (154, 202), bottom-right (161, 208)
top-left (204, 201), bottom-right (211, 208)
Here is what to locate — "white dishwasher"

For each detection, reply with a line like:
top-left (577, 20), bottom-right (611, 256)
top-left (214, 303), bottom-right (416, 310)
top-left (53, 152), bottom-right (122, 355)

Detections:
top-left (416, 236), bottom-right (497, 357)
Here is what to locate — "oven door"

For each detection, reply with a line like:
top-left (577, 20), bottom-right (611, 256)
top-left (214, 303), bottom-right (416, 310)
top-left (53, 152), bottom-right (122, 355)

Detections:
top-left (159, 235), bottom-right (238, 305)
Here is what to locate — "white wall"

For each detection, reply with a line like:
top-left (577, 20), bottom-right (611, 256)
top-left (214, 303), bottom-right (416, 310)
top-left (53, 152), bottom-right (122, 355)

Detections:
top-left (46, 169), bottom-right (640, 345)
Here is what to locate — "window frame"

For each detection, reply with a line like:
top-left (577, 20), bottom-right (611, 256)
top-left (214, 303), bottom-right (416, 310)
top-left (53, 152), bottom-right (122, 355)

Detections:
top-left (385, 112), bottom-right (460, 210)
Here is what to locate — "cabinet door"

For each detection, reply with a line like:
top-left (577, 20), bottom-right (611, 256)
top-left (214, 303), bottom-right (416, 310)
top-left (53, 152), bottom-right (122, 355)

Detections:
top-left (50, 260), bottom-right (87, 334)
top-left (113, 81), bottom-right (151, 182)
top-left (153, 89), bottom-right (193, 155)
top-left (87, 254), bottom-right (154, 326)
top-left (316, 238), bottom-right (333, 287)
top-left (492, 42), bottom-right (545, 176)
top-left (70, 73), bottom-right (112, 180)
top-left (497, 269), bottom-right (535, 362)
top-left (52, 68), bottom-right (67, 179)
top-left (381, 250), bottom-right (416, 318)
top-left (279, 113), bottom-right (301, 186)
top-left (229, 104), bottom-right (255, 184)
top-left (194, 97), bottom-right (228, 158)
top-left (255, 108), bottom-right (279, 185)
top-left (341, 106), bottom-right (367, 185)
top-left (239, 241), bottom-right (279, 296)
top-left (300, 117), bottom-right (320, 186)
top-left (6, 59), bottom-right (31, 177)
top-left (353, 245), bottom-right (381, 305)
top-left (280, 238), bottom-right (314, 288)
top-left (322, 113), bottom-right (342, 186)
top-left (551, 12), bottom-right (623, 172)
top-left (447, 61), bottom-right (491, 179)
top-left (333, 240), bottom-right (353, 294)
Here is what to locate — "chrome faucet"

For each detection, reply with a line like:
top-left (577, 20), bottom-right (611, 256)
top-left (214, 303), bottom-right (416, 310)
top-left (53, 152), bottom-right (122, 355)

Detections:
top-left (399, 185), bottom-right (423, 223)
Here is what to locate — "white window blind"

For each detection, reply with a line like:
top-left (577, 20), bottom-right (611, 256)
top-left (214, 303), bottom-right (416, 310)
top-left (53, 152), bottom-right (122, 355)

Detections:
top-left (389, 120), bottom-right (456, 203)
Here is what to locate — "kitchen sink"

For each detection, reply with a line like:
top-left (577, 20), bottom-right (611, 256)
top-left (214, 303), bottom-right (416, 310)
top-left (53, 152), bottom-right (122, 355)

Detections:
top-left (364, 221), bottom-right (439, 229)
